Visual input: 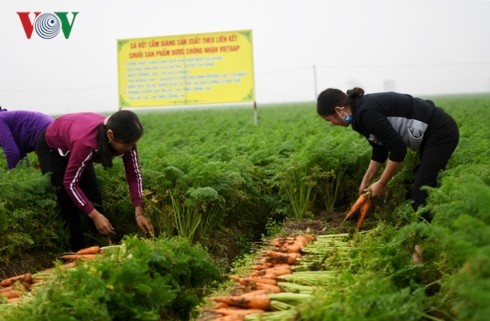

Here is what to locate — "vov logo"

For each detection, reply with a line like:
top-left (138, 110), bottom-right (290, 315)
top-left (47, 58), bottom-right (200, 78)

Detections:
top-left (17, 12), bottom-right (79, 39)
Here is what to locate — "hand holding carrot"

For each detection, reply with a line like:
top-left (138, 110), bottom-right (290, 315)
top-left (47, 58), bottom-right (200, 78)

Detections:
top-left (368, 181), bottom-right (386, 198)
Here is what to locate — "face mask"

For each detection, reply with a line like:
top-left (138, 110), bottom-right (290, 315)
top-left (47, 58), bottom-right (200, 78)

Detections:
top-left (343, 114), bottom-right (353, 124)
top-left (337, 111), bottom-right (352, 124)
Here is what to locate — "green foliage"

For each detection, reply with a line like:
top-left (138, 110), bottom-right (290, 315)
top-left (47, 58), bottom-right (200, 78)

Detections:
top-left (0, 168), bottom-right (62, 264)
top-left (1, 95), bottom-right (489, 319)
top-left (2, 236), bottom-right (223, 321)
top-left (272, 162), bottom-right (316, 219)
top-left (298, 274), bottom-right (428, 321)
top-left (168, 186), bottom-right (224, 241)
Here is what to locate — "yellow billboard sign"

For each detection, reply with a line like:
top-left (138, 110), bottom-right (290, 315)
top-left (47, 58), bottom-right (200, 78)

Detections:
top-left (117, 30), bottom-right (255, 108)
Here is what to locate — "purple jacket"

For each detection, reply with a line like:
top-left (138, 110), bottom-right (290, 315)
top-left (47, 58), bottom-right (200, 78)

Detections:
top-left (0, 110), bottom-right (54, 169)
top-left (45, 112), bottom-right (143, 214)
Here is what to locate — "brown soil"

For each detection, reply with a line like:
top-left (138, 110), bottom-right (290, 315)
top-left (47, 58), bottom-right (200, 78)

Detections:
top-left (281, 210), bottom-right (351, 236)
top-left (0, 252), bottom-right (56, 280)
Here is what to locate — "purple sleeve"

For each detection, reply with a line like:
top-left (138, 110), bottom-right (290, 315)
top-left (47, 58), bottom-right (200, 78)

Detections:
top-left (63, 141), bottom-right (96, 214)
top-left (122, 146), bottom-right (143, 208)
top-left (0, 119), bottom-right (21, 170)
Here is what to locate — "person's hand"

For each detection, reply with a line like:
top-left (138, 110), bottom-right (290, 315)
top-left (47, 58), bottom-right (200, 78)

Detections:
top-left (368, 181), bottom-right (386, 198)
top-left (135, 207), bottom-right (154, 236)
top-left (358, 181), bottom-right (371, 196)
top-left (88, 210), bottom-right (115, 236)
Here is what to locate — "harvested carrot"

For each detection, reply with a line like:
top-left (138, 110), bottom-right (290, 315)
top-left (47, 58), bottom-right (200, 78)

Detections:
top-left (253, 282), bottom-right (282, 293)
top-left (231, 275), bottom-right (277, 287)
top-left (356, 197), bottom-right (372, 229)
top-left (59, 254), bottom-right (100, 261)
top-left (0, 273), bottom-right (32, 287)
top-left (252, 262), bottom-right (292, 270)
top-left (261, 255), bottom-right (297, 265)
top-left (215, 307), bottom-right (265, 316)
top-left (270, 237), bottom-right (288, 247)
top-left (0, 289), bottom-right (20, 299)
top-left (0, 286), bottom-right (14, 293)
top-left (213, 291), bottom-right (271, 309)
top-left (244, 277), bottom-right (278, 286)
top-left (293, 234), bottom-right (316, 245)
top-left (276, 243), bottom-right (302, 253)
top-left (60, 261), bottom-right (78, 269)
top-left (214, 302), bottom-right (231, 309)
top-left (265, 250), bottom-right (301, 259)
top-left (75, 245), bottom-right (100, 255)
top-left (251, 266), bottom-right (291, 277)
top-left (214, 315), bottom-right (245, 321)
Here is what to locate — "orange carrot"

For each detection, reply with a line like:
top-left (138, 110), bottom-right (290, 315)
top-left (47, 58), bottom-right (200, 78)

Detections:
top-left (251, 266), bottom-right (291, 277)
top-left (356, 197), bottom-right (372, 229)
top-left (293, 234), bottom-right (316, 245)
top-left (270, 237), bottom-right (288, 247)
top-left (0, 286), bottom-right (14, 292)
top-left (214, 315), bottom-right (245, 321)
top-left (214, 302), bottom-right (231, 309)
top-left (75, 245), bottom-right (100, 255)
top-left (254, 282), bottom-right (282, 293)
top-left (277, 243), bottom-right (302, 253)
top-left (231, 275), bottom-right (277, 286)
top-left (265, 250), bottom-right (301, 259)
top-left (261, 255), bottom-right (297, 265)
top-left (0, 289), bottom-right (20, 299)
top-left (215, 307), bottom-right (265, 316)
top-left (270, 236), bottom-right (302, 246)
top-left (213, 291), bottom-right (271, 309)
top-left (344, 193), bottom-right (368, 221)
top-left (59, 254), bottom-right (99, 261)
top-left (0, 273), bottom-right (32, 287)
top-left (245, 277), bottom-right (278, 286)
top-left (60, 261), bottom-right (78, 269)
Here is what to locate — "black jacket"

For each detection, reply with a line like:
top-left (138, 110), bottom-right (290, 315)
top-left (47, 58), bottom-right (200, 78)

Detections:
top-left (351, 92), bottom-right (435, 163)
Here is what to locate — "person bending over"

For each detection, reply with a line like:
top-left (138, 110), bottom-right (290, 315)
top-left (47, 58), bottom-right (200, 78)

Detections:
top-left (317, 87), bottom-right (459, 215)
top-left (36, 110), bottom-right (154, 251)
top-left (0, 108), bottom-right (53, 170)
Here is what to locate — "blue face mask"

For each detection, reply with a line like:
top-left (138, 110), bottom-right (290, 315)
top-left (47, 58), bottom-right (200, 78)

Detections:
top-left (342, 114), bottom-right (353, 124)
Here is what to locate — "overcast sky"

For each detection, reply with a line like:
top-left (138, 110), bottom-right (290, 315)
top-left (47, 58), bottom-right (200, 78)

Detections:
top-left (1, 0), bottom-right (489, 115)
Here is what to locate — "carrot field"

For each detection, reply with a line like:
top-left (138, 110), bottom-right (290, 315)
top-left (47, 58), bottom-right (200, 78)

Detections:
top-left (0, 94), bottom-right (489, 320)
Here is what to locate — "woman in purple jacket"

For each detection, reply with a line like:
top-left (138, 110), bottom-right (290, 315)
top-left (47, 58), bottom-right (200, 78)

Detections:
top-left (35, 110), bottom-right (154, 251)
top-left (0, 108), bottom-right (54, 170)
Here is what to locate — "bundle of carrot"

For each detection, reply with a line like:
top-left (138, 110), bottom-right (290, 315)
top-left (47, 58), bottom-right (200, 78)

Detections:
top-left (198, 232), bottom-right (359, 320)
top-left (203, 234), bottom-right (317, 320)
top-left (343, 189), bottom-right (373, 229)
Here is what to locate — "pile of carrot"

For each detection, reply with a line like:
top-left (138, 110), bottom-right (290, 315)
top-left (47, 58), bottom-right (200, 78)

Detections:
top-left (0, 273), bottom-right (33, 304)
top-left (0, 245), bottom-right (104, 305)
top-left (343, 190), bottom-right (373, 229)
top-left (205, 234), bottom-right (315, 321)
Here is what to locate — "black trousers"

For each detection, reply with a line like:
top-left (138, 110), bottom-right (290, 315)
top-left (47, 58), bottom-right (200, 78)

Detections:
top-left (410, 107), bottom-right (459, 215)
top-left (36, 130), bottom-right (104, 251)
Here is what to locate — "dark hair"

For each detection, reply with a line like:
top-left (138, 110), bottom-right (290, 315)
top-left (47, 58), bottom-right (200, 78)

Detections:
top-left (317, 87), bottom-right (365, 116)
top-left (97, 110), bottom-right (144, 169)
